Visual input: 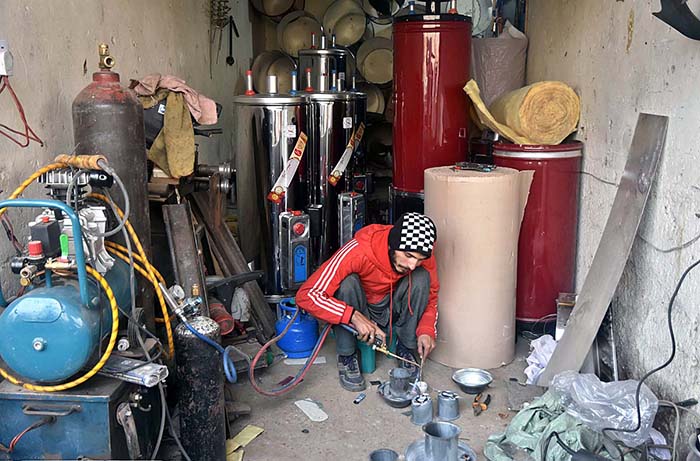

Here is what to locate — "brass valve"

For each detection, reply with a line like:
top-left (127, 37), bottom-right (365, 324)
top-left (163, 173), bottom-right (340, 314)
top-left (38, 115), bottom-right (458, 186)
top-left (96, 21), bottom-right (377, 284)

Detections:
top-left (98, 43), bottom-right (115, 70)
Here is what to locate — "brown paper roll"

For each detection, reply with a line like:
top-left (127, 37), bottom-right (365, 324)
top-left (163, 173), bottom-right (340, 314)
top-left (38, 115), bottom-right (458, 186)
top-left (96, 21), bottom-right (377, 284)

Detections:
top-left (425, 166), bottom-right (533, 369)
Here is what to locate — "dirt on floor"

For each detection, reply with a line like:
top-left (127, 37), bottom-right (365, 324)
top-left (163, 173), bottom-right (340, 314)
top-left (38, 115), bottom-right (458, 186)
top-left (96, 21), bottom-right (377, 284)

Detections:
top-left (225, 337), bottom-right (532, 460)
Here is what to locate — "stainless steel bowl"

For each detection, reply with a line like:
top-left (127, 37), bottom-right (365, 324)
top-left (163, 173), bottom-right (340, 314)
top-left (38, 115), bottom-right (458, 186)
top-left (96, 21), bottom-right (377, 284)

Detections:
top-left (452, 368), bottom-right (493, 394)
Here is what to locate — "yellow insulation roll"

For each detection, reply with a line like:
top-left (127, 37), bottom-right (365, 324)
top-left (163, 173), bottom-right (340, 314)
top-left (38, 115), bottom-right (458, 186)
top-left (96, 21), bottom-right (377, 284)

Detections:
top-left (464, 79), bottom-right (580, 145)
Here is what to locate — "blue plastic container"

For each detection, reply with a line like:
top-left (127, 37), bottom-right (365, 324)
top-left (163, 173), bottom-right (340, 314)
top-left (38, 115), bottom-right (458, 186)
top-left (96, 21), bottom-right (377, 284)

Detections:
top-left (276, 298), bottom-right (319, 358)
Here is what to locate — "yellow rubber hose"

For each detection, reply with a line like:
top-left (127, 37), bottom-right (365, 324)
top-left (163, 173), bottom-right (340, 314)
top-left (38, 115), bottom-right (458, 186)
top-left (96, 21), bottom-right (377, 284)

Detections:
top-left (105, 242), bottom-right (168, 323)
top-left (0, 266), bottom-right (119, 392)
top-left (0, 162), bottom-right (68, 219)
top-left (105, 246), bottom-right (174, 357)
top-left (88, 193), bottom-right (175, 357)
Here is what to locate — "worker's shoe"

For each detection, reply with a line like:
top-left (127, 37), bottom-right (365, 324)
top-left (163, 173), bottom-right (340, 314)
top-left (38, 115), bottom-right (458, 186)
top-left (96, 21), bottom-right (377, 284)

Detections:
top-left (395, 341), bottom-right (419, 378)
top-left (337, 353), bottom-right (367, 392)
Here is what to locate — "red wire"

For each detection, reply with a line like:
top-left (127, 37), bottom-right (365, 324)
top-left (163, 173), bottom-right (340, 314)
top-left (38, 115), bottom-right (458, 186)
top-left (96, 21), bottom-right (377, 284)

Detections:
top-left (0, 75), bottom-right (44, 148)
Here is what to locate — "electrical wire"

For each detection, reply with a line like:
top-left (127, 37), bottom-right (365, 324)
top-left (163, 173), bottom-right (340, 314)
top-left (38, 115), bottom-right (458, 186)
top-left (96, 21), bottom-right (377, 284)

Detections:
top-left (638, 230), bottom-right (700, 254)
top-left (601, 257), bottom-right (700, 455)
top-left (578, 170), bottom-right (618, 187)
top-left (0, 75), bottom-right (44, 148)
top-left (6, 417), bottom-right (54, 452)
top-left (660, 401), bottom-right (700, 422)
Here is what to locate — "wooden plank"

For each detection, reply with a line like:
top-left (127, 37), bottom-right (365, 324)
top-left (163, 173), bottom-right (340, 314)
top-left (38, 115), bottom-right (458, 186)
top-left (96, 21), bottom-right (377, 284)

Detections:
top-left (190, 192), bottom-right (276, 339)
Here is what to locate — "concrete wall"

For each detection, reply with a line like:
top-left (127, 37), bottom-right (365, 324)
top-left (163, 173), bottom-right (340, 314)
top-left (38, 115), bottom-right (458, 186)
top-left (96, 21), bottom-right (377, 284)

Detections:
top-left (527, 0), bottom-right (700, 443)
top-left (0, 0), bottom-right (253, 291)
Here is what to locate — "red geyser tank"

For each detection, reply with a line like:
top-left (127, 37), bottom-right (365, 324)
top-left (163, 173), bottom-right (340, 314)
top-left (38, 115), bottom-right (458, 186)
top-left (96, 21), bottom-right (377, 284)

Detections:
top-left (493, 142), bottom-right (583, 325)
top-left (392, 14), bottom-right (472, 198)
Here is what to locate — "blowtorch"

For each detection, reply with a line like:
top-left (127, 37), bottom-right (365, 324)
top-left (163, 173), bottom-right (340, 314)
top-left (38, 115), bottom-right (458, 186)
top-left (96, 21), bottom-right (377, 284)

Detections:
top-left (340, 324), bottom-right (421, 368)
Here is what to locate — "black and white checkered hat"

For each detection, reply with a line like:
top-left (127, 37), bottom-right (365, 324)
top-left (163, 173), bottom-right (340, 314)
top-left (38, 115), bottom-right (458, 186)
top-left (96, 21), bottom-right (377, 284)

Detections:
top-left (388, 212), bottom-right (437, 257)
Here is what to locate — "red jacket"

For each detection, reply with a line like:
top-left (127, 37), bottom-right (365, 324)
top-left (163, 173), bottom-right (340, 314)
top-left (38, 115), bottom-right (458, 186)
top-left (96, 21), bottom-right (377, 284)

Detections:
top-left (296, 224), bottom-right (440, 339)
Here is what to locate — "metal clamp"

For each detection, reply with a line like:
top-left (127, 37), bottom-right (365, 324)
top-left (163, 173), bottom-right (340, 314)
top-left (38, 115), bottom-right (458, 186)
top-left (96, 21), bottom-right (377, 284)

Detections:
top-left (22, 403), bottom-right (81, 417)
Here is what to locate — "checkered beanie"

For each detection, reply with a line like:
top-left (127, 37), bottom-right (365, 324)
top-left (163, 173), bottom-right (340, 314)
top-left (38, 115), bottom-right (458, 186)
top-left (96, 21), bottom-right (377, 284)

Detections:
top-left (388, 212), bottom-right (437, 257)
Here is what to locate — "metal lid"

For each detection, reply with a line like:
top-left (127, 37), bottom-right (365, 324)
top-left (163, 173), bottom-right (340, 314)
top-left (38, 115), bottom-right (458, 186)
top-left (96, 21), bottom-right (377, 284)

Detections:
top-left (493, 141), bottom-right (584, 159)
top-left (394, 13), bottom-right (472, 23)
top-left (298, 47), bottom-right (348, 58)
top-left (233, 93), bottom-right (308, 105)
top-left (304, 90), bottom-right (363, 101)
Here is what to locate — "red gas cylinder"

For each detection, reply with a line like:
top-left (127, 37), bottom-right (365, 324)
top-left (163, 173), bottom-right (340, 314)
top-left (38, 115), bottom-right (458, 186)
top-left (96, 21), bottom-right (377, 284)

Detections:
top-left (392, 13), bottom-right (471, 217)
top-left (493, 142), bottom-right (583, 325)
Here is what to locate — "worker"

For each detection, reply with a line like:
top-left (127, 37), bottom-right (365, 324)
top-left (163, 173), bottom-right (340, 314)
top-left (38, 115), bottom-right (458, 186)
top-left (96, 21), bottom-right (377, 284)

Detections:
top-left (296, 212), bottom-right (440, 391)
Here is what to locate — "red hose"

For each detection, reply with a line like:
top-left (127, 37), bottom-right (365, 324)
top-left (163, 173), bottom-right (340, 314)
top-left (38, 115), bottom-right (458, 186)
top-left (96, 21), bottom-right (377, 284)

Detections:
top-left (249, 320), bottom-right (331, 397)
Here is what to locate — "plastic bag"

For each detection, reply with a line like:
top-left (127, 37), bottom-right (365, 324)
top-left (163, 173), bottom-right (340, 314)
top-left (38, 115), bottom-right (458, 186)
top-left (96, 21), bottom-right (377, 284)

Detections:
top-left (471, 21), bottom-right (528, 108)
top-left (550, 371), bottom-right (659, 448)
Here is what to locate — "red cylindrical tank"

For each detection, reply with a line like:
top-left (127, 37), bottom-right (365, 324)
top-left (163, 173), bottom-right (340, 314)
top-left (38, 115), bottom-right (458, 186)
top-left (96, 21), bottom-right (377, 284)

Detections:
top-left (493, 142), bottom-right (583, 324)
top-left (392, 15), bottom-right (471, 196)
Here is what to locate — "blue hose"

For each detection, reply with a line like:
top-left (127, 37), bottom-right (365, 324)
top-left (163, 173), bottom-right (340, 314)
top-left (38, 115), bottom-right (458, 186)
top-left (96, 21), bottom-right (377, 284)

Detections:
top-left (182, 320), bottom-right (238, 384)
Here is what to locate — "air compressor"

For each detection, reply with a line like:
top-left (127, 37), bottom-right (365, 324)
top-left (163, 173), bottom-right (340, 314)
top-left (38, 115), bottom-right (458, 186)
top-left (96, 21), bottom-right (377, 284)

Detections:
top-left (0, 156), bottom-right (159, 460)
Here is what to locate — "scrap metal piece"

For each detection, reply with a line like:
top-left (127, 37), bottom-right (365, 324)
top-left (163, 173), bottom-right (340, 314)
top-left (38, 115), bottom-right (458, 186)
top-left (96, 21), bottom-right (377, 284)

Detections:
top-left (653, 0), bottom-right (700, 40)
top-left (537, 113), bottom-right (668, 386)
top-left (163, 203), bottom-right (210, 316)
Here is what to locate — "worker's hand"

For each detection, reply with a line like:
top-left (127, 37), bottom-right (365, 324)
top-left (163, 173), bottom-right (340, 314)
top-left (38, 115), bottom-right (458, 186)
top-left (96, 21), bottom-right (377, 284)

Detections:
top-left (350, 311), bottom-right (386, 346)
top-left (417, 334), bottom-right (436, 360)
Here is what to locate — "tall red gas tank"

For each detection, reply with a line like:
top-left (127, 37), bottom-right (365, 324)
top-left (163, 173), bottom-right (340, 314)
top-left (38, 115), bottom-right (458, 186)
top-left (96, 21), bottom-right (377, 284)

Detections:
top-left (392, 13), bottom-right (471, 216)
top-left (493, 142), bottom-right (583, 326)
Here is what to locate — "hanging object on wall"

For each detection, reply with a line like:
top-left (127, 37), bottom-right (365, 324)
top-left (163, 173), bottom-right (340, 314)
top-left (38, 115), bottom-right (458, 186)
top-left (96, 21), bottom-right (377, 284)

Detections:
top-left (363, 0), bottom-right (402, 24)
top-left (304, 0), bottom-right (335, 21)
top-left (251, 0), bottom-right (295, 17)
top-left (653, 0), bottom-right (700, 40)
top-left (252, 51), bottom-right (297, 94)
top-left (0, 40), bottom-right (43, 148)
top-left (357, 37), bottom-right (393, 84)
top-left (209, 0), bottom-right (231, 77)
top-left (356, 82), bottom-right (385, 114)
top-left (277, 11), bottom-right (323, 57)
top-left (323, 0), bottom-right (367, 46)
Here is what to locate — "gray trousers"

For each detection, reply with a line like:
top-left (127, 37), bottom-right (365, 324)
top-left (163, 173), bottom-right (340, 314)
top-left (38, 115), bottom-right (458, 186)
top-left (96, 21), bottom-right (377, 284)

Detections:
top-left (333, 267), bottom-right (430, 356)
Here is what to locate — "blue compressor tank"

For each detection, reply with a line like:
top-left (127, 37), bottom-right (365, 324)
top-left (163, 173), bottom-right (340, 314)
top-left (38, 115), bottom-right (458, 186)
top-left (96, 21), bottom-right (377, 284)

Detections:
top-left (275, 298), bottom-right (319, 358)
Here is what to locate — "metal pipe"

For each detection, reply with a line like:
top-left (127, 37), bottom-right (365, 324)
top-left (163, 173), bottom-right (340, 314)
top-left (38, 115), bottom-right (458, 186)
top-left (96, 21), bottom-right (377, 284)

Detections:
top-left (290, 70), bottom-right (299, 95)
top-left (331, 70), bottom-right (338, 91)
top-left (0, 199), bottom-right (90, 305)
top-left (311, 32), bottom-right (317, 49)
top-left (245, 70), bottom-right (255, 95)
top-left (305, 67), bottom-right (314, 92)
top-left (267, 75), bottom-right (278, 94)
top-left (320, 34), bottom-right (327, 50)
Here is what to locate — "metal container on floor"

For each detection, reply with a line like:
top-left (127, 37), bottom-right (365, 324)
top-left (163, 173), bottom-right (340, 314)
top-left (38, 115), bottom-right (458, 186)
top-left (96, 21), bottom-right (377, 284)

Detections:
top-left (298, 35), bottom-right (356, 88)
top-left (305, 83), bottom-right (366, 268)
top-left (234, 78), bottom-right (310, 294)
top-left (493, 142), bottom-right (582, 327)
top-left (392, 13), bottom-right (472, 217)
top-left (175, 316), bottom-right (225, 461)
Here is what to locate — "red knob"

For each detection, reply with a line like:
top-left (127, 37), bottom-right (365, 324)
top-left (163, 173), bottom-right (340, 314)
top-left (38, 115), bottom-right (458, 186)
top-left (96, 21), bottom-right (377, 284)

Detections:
top-left (293, 222), bottom-right (306, 236)
top-left (28, 240), bottom-right (44, 257)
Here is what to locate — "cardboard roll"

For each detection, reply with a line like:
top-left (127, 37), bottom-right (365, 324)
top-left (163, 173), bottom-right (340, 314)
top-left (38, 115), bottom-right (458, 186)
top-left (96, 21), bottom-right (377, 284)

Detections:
top-left (251, 51), bottom-right (297, 93)
top-left (355, 82), bottom-right (385, 114)
top-left (357, 37), bottom-right (393, 84)
top-left (277, 11), bottom-right (323, 57)
top-left (303, 0), bottom-right (334, 21)
top-left (323, 0), bottom-right (367, 46)
top-left (250, 0), bottom-right (295, 17)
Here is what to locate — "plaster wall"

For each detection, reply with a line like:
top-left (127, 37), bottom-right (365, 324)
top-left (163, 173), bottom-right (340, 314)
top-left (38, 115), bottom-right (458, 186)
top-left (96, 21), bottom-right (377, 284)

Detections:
top-left (0, 0), bottom-right (253, 292)
top-left (527, 0), bottom-right (700, 437)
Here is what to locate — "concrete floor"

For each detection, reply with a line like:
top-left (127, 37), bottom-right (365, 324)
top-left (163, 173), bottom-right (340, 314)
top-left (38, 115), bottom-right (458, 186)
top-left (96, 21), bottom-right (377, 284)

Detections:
top-left (226, 337), bottom-right (530, 460)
